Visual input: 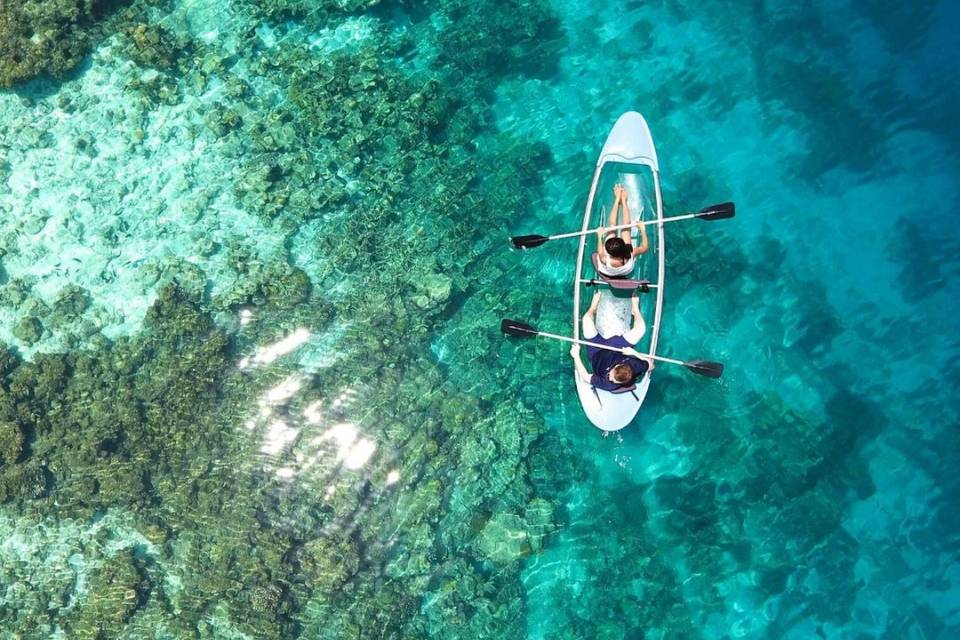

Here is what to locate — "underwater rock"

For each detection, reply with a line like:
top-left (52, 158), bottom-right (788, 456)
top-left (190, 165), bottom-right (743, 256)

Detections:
top-left (261, 265), bottom-right (311, 309)
top-left (383, 522), bottom-right (433, 587)
top-left (48, 284), bottom-right (91, 328)
top-left (155, 258), bottom-right (208, 300)
top-left (412, 273), bottom-right (452, 310)
top-left (126, 69), bottom-right (182, 106)
top-left (249, 0), bottom-right (384, 22)
top-left (21, 295), bottom-right (51, 321)
top-left (0, 462), bottom-right (49, 503)
top-left (63, 547), bottom-right (151, 638)
top-left (0, 422), bottom-right (25, 465)
top-left (249, 583), bottom-right (283, 615)
top-left (213, 256), bottom-right (313, 312)
top-left (0, 155), bottom-right (10, 187)
top-left (0, 276), bottom-right (35, 308)
top-left (0, 0), bottom-right (132, 87)
top-left (119, 21), bottom-right (191, 71)
top-left (523, 498), bottom-right (555, 553)
top-left (0, 343), bottom-right (21, 377)
top-left (431, 0), bottom-right (562, 80)
top-left (475, 512), bottom-right (530, 564)
top-left (95, 465), bottom-right (145, 502)
top-left (12, 316), bottom-right (43, 346)
top-left (143, 283), bottom-right (212, 336)
top-left (299, 534), bottom-right (359, 592)
top-left (205, 105), bottom-right (245, 138)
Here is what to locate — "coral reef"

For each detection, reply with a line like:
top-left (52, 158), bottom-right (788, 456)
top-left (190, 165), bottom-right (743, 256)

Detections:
top-left (48, 284), bottom-right (91, 328)
top-left (11, 316), bottom-right (42, 345)
top-left (429, 0), bottom-right (562, 81)
top-left (119, 21), bottom-right (192, 71)
top-left (0, 0), bottom-right (136, 87)
top-left (243, 0), bottom-right (384, 23)
top-left (0, 422), bottom-right (24, 466)
top-left (63, 548), bottom-right (151, 638)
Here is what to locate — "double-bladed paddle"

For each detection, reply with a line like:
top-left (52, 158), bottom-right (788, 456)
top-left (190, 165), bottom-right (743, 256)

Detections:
top-left (501, 318), bottom-right (724, 379)
top-left (511, 202), bottom-right (735, 250)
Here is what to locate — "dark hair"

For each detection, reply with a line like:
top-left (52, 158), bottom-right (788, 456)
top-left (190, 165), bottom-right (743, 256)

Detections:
top-left (611, 363), bottom-right (634, 384)
top-left (604, 237), bottom-right (631, 259)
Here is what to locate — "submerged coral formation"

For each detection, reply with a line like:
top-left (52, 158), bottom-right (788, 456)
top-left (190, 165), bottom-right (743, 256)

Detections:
top-left (0, 0), bottom-right (139, 87)
top-left (0, 0), bottom-right (569, 635)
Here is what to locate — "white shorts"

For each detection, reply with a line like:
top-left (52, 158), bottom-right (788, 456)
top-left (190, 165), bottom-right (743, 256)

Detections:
top-left (582, 313), bottom-right (643, 345)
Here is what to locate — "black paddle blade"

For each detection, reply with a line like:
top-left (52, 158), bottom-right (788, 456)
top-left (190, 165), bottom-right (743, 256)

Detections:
top-left (698, 202), bottom-right (735, 221)
top-left (686, 360), bottom-right (724, 378)
top-left (501, 318), bottom-right (538, 337)
top-left (511, 234), bottom-right (549, 249)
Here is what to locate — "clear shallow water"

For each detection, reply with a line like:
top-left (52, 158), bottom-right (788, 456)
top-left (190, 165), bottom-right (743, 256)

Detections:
top-left (0, 0), bottom-right (958, 638)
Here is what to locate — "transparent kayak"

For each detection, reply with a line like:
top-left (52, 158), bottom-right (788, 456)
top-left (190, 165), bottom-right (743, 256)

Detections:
top-left (572, 112), bottom-right (665, 431)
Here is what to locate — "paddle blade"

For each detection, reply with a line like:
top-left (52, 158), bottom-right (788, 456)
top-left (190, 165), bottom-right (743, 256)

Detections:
top-left (685, 360), bottom-right (724, 378)
top-left (697, 202), bottom-right (735, 221)
top-left (511, 234), bottom-right (550, 249)
top-left (501, 318), bottom-right (539, 337)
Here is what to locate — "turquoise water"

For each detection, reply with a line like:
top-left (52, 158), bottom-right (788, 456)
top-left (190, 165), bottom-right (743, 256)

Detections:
top-left (1, 0), bottom-right (958, 637)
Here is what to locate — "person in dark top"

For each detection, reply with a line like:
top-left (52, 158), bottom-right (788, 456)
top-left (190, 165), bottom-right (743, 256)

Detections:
top-left (570, 291), bottom-right (654, 391)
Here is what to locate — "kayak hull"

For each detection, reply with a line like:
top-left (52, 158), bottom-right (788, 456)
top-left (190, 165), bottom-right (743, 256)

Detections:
top-left (573, 112), bottom-right (665, 431)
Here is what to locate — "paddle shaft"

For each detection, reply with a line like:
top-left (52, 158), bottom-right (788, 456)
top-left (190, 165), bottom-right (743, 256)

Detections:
top-left (579, 278), bottom-right (658, 289)
top-left (534, 328), bottom-right (685, 366)
top-left (542, 211), bottom-right (705, 243)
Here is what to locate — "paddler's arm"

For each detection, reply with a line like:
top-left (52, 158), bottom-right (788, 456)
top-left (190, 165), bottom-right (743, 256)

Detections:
top-left (597, 190), bottom-right (623, 258)
top-left (569, 344), bottom-right (592, 383)
top-left (596, 225), bottom-right (606, 258)
top-left (633, 217), bottom-right (649, 255)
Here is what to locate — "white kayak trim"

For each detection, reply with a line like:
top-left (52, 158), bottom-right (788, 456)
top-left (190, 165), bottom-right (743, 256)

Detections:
top-left (572, 111), bottom-right (666, 432)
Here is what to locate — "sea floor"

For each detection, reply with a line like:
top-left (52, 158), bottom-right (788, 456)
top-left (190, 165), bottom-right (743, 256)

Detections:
top-left (0, 0), bottom-right (958, 638)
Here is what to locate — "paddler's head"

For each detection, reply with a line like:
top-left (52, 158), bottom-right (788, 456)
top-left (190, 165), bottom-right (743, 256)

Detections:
top-left (609, 363), bottom-right (634, 386)
top-left (604, 237), bottom-right (631, 259)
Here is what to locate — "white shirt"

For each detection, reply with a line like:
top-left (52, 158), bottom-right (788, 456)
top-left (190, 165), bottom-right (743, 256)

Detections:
top-left (599, 253), bottom-right (635, 277)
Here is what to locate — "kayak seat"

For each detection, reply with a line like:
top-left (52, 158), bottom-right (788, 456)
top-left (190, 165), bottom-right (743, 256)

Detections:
top-left (590, 253), bottom-right (651, 292)
top-left (591, 382), bottom-right (638, 406)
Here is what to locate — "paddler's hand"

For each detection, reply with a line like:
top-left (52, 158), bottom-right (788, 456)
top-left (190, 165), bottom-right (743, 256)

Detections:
top-left (569, 344), bottom-right (580, 358)
top-left (630, 293), bottom-right (641, 313)
top-left (596, 225), bottom-right (605, 240)
top-left (623, 347), bottom-right (655, 372)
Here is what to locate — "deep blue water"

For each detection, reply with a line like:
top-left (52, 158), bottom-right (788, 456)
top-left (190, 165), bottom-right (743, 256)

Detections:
top-left (480, 0), bottom-right (960, 636)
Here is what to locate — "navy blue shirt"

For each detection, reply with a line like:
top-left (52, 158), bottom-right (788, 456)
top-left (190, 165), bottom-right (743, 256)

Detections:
top-left (587, 334), bottom-right (649, 391)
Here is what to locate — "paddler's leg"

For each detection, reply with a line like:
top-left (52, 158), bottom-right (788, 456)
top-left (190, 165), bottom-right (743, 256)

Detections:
top-left (623, 293), bottom-right (648, 352)
top-left (605, 186), bottom-right (623, 242)
top-left (582, 291), bottom-right (602, 339)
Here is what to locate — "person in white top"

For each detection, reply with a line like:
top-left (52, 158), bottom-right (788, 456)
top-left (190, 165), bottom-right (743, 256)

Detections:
top-left (596, 184), bottom-right (649, 277)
